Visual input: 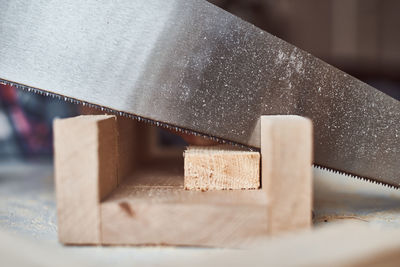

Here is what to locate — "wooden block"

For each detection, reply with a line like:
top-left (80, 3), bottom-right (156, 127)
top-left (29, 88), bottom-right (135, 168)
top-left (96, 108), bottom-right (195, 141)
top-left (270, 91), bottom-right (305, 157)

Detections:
top-left (184, 145), bottom-right (260, 190)
top-left (100, 165), bottom-right (269, 248)
top-left (55, 114), bottom-right (313, 247)
top-left (54, 115), bottom-right (119, 244)
top-left (261, 115), bottom-right (313, 235)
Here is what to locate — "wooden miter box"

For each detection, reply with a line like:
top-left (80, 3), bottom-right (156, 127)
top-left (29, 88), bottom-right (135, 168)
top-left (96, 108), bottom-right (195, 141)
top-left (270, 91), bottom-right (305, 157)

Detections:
top-left (54, 115), bottom-right (313, 248)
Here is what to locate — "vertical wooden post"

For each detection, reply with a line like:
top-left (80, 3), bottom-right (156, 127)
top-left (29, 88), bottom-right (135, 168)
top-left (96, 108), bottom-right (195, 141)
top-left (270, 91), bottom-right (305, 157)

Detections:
top-left (54, 115), bottom-right (119, 244)
top-left (116, 116), bottom-right (138, 184)
top-left (261, 115), bottom-right (313, 235)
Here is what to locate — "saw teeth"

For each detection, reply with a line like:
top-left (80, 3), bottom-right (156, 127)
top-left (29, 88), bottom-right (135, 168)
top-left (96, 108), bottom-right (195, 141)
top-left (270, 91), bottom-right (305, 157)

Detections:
top-left (314, 164), bottom-right (398, 190)
top-left (2, 78), bottom-right (251, 149)
top-left (2, 78), bottom-right (396, 188)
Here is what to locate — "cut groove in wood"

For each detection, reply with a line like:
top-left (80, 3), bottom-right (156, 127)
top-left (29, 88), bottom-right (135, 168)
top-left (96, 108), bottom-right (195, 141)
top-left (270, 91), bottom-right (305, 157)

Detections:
top-left (184, 145), bottom-right (260, 191)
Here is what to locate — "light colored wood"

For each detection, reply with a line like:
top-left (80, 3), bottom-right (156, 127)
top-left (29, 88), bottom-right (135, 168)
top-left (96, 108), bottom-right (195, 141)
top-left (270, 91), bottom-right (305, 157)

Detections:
top-left (55, 114), bottom-right (313, 247)
top-left (54, 115), bottom-right (118, 244)
top-left (261, 115), bottom-right (313, 236)
top-left (79, 105), bottom-right (138, 183)
top-left (116, 116), bottom-right (138, 184)
top-left (184, 145), bottom-right (260, 191)
top-left (100, 166), bottom-right (268, 247)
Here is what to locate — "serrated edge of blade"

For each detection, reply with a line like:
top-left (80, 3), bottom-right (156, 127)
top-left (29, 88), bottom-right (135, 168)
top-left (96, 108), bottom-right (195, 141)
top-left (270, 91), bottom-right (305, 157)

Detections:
top-left (2, 78), bottom-right (398, 189)
top-left (314, 164), bottom-right (399, 189)
top-left (0, 78), bottom-right (252, 150)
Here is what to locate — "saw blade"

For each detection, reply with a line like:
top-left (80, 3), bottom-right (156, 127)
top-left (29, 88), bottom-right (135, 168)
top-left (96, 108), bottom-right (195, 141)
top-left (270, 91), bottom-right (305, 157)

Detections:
top-left (0, 0), bottom-right (399, 187)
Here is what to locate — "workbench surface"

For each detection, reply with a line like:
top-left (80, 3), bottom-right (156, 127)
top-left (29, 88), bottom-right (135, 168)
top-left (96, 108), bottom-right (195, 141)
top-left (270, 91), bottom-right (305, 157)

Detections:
top-left (1, 161), bottom-right (400, 266)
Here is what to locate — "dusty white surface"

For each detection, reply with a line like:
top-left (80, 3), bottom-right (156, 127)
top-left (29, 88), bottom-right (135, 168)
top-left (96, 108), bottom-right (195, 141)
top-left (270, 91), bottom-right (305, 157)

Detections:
top-left (1, 161), bottom-right (400, 266)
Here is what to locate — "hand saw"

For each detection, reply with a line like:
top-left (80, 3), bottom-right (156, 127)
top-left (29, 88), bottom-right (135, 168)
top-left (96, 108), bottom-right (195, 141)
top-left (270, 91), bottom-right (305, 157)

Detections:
top-left (0, 0), bottom-right (399, 188)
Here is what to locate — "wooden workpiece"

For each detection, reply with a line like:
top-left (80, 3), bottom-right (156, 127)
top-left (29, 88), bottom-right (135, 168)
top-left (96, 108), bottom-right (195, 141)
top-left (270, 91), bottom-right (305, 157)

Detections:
top-left (54, 115), bottom-right (119, 244)
top-left (101, 168), bottom-right (268, 247)
top-left (184, 145), bottom-right (260, 191)
top-left (54, 114), bottom-right (313, 247)
top-left (261, 115), bottom-right (313, 235)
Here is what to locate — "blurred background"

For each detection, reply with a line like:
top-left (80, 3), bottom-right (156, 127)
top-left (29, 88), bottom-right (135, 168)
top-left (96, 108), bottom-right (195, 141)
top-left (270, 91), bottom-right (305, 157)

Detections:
top-left (0, 0), bottom-right (399, 160)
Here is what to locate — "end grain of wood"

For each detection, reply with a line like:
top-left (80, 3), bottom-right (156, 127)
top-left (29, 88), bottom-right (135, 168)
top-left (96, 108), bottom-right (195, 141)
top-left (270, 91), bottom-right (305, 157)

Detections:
top-left (184, 145), bottom-right (260, 191)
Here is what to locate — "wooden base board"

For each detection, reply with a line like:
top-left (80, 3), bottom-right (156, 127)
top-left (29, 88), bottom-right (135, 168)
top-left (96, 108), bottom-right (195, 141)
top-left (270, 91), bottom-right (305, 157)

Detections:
top-left (101, 163), bottom-right (268, 247)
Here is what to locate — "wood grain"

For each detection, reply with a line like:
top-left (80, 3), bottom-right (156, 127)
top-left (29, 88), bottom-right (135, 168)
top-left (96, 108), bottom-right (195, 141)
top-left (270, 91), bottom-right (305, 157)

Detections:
top-left (261, 115), bottom-right (313, 235)
top-left (55, 114), bottom-right (313, 247)
top-left (54, 115), bottom-right (118, 244)
top-left (184, 145), bottom-right (260, 190)
top-left (100, 166), bottom-right (268, 247)
top-left (116, 116), bottom-right (138, 184)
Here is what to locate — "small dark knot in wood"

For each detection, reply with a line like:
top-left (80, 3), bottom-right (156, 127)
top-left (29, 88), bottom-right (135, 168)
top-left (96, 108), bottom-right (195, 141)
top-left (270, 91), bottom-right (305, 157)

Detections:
top-left (119, 202), bottom-right (135, 217)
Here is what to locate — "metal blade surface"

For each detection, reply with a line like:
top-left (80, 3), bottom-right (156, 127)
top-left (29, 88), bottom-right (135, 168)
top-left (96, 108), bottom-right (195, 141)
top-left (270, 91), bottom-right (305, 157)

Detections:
top-left (0, 0), bottom-right (399, 186)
